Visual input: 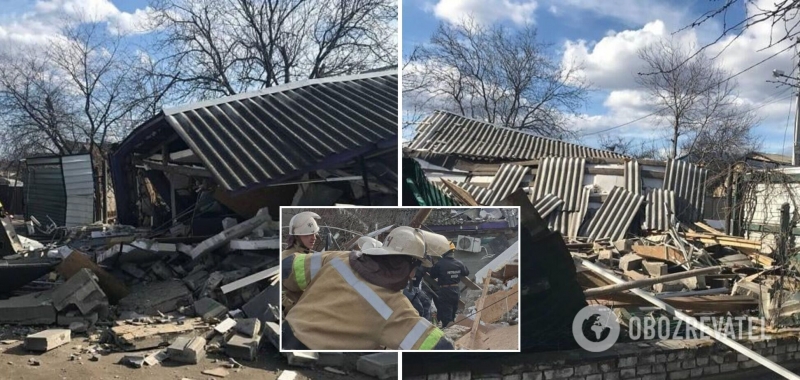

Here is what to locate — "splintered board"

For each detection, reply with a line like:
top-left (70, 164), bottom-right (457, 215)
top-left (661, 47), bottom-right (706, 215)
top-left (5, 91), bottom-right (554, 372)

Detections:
top-left (480, 283), bottom-right (519, 324)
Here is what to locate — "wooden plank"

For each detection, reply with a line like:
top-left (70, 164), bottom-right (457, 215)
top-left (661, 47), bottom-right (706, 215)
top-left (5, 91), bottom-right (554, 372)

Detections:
top-left (593, 294), bottom-right (758, 312)
top-left (441, 179), bottom-right (480, 206)
top-left (480, 283), bottom-right (519, 324)
top-left (465, 275), bottom-right (492, 349)
top-left (461, 276), bottom-right (481, 290)
top-left (502, 263), bottom-right (518, 281)
top-left (694, 222), bottom-right (725, 236)
top-left (630, 244), bottom-right (684, 264)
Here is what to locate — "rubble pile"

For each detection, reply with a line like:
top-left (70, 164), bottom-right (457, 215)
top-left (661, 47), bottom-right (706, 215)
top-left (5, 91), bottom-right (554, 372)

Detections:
top-left (0, 208), bottom-right (385, 379)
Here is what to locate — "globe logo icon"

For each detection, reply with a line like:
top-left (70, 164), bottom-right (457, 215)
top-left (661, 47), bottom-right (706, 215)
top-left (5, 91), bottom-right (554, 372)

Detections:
top-left (572, 305), bottom-right (620, 352)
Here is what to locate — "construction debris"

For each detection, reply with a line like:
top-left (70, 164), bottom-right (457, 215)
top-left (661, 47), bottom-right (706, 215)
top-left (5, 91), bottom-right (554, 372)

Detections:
top-left (167, 336), bottom-right (206, 364)
top-left (24, 329), bottom-right (70, 352)
top-left (356, 353), bottom-right (397, 380)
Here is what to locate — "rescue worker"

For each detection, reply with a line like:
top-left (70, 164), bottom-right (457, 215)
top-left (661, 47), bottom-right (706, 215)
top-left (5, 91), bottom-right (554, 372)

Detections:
top-left (403, 230), bottom-right (449, 321)
top-left (429, 241), bottom-right (469, 328)
top-left (281, 226), bottom-right (454, 350)
top-left (281, 211), bottom-right (321, 314)
top-left (356, 236), bottom-right (383, 250)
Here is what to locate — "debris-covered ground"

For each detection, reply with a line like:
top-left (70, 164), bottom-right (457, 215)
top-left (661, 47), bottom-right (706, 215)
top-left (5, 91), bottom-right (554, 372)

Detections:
top-left (0, 208), bottom-right (396, 380)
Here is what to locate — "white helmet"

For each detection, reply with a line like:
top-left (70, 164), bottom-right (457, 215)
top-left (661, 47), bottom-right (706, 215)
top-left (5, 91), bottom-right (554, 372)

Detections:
top-left (361, 226), bottom-right (450, 261)
top-left (288, 211), bottom-right (321, 235)
top-left (357, 236), bottom-right (383, 250)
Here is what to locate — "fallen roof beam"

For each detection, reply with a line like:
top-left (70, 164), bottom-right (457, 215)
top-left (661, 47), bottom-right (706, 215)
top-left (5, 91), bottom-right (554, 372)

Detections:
top-left (141, 160), bottom-right (213, 178)
top-left (578, 258), bottom-right (800, 380)
top-left (583, 266), bottom-right (722, 297)
top-left (594, 293), bottom-right (757, 312)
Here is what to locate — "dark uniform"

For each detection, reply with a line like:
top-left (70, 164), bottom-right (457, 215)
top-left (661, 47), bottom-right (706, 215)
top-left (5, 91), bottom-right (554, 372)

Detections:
top-left (429, 253), bottom-right (469, 327)
top-left (403, 283), bottom-right (432, 320)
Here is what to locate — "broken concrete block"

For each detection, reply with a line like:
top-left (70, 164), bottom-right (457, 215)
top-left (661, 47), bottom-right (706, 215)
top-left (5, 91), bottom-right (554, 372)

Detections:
top-left (652, 281), bottom-right (686, 293)
top-left (318, 352), bottom-right (345, 367)
top-left (0, 291), bottom-right (56, 325)
top-left (618, 253), bottom-right (644, 272)
top-left (277, 370), bottom-right (300, 380)
top-left (56, 250), bottom-right (129, 303)
top-left (120, 355), bottom-right (145, 368)
top-left (194, 297), bottom-right (228, 322)
top-left (680, 275), bottom-right (706, 290)
top-left (182, 270), bottom-right (209, 292)
top-left (642, 261), bottom-right (668, 277)
top-left (167, 336), bottom-right (206, 364)
top-left (214, 318), bottom-right (237, 335)
top-left (225, 333), bottom-right (261, 361)
top-left (25, 329), bottom-right (71, 352)
top-left (111, 317), bottom-right (207, 351)
top-left (264, 322), bottom-right (279, 350)
top-left (287, 351), bottom-right (319, 367)
top-left (202, 367), bottom-right (231, 378)
top-left (613, 239), bottom-right (635, 252)
top-left (69, 322), bottom-right (88, 334)
top-left (144, 349), bottom-right (169, 366)
top-left (189, 209), bottom-right (272, 260)
top-left (51, 268), bottom-right (108, 317)
top-left (200, 272), bottom-right (224, 298)
top-left (117, 280), bottom-right (192, 315)
top-left (234, 318), bottom-right (261, 338)
top-left (58, 311), bottom-right (98, 328)
top-left (241, 285), bottom-right (279, 324)
top-left (357, 352), bottom-right (398, 380)
top-left (149, 261), bottom-right (174, 281)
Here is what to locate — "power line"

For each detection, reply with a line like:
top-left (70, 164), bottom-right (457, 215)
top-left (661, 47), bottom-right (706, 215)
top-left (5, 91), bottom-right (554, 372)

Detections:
top-left (582, 43), bottom-right (797, 137)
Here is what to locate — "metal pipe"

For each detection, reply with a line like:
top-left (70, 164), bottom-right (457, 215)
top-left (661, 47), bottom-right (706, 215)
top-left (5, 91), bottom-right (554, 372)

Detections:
top-left (584, 266), bottom-right (722, 297)
top-left (578, 258), bottom-right (800, 380)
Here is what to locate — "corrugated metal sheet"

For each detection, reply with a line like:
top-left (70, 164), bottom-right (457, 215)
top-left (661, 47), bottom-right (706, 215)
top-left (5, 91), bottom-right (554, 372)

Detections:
top-left (408, 111), bottom-right (626, 161)
top-left (664, 159), bottom-right (708, 223)
top-left (402, 157), bottom-right (459, 206)
top-left (531, 157), bottom-right (586, 236)
top-left (147, 70), bottom-right (397, 192)
top-left (482, 163), bottom-right (528, 206)
top-left (533, 193), bottom-right (564, 218)
top-left (437, 181), bottom-right (493, 205)
top-left (25, 157), bottom-right (66, 227)
top-left (643, 188), bottom-right (676, 231)
top-left (583, 186), bottom-right (645, 241)
top-left (625, 160), bottom-right (641, 195)
top-left (61, 155), bottom-right (95, 227)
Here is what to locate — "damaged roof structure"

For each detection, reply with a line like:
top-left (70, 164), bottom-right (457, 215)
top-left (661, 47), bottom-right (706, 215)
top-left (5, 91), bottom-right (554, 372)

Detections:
top-left (112, 70), bottom-right (399, 226)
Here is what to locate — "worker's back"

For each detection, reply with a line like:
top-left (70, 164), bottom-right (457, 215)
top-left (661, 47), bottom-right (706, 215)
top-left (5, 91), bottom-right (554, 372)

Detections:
top-left (430, 255), bottom-right (469, 285)
top-left (283, 250), bottom-right (449, 350)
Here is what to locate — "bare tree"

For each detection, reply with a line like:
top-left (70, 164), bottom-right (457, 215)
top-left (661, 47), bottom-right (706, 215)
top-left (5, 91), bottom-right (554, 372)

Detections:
top-left (150, 0), bottom-right (396, 99)
top-left (636, 39), bottom-right (757, 159)
top-left (403, 17), bottom-right (590, 139)
top-left (596, 134), bottom-right (664, 160)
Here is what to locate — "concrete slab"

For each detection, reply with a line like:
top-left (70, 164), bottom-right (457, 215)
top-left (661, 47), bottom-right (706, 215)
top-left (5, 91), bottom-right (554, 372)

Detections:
top-left (642, 261), bottom-right (668, 276)
top-left (214, 318), bottom-right (237, 334)
top-left (0, 291), bottom-right (56, 325)
top-left (234, 318), bottom-right (261, 338)
top-left (241, 285), bottom-right (279, 323)
top-left (181, 270), bottom-right (209, 292)
top-left (51, 268), bottom-right (108, 317)
top-left (24, 329), bottom-right (71, 352)
top-left (264, 322), bottom-right (279, 350)
top-left (202, 367), bottom-right (230, 378)
top-left (619, 254), bottom-right (644, 272)
top-left (117, 280), bottom-right (192, 315)
top-left (224, 333), bottom-right (261, 361)
top-left (167, 336), bottom-right (206, 364)
top-left (357, 353), bottom-right (397, 380)
top-left (287, 351), bottom-right (319, 367)
top-left (193, 297), bottom-right (228, 322)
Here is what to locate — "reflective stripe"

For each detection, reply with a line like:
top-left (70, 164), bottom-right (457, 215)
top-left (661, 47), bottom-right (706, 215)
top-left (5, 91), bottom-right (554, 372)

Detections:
top-left (310, 252), bottom-right (322, 280)
top-left (399, 319), bottom-right (431, 350)
top-left (294, 254), bottom-right (308, 290)
top-left (419, 328), bottom-right (445, 350)
top-left (330, 258), bottom-right (393, 319)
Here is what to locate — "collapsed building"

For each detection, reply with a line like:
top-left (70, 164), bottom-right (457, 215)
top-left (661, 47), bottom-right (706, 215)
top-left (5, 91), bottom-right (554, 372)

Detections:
top-left (404, 112), bottom-right (800, 380)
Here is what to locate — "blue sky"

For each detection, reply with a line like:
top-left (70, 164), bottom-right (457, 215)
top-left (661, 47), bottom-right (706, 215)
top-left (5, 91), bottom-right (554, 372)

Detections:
top-left (402, 0), bottom-right (797, 155)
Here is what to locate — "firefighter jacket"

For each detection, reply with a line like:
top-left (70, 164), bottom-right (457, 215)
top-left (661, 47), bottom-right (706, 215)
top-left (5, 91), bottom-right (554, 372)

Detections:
top-left (429, 255), bottom-right (469, 286)
top-left (281, 244), bottom-right (312, 313)
top-left (282, 250), bottom-right (452, 350)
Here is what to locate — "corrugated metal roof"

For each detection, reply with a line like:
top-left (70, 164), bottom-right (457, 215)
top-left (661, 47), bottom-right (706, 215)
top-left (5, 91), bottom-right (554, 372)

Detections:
top-left (533, 193), bottom-right (564, 219)
top-left (664, 159), bottom-right (708, 223)
top-left (582, 186), bottom-right (645, 241)
top-left (408, 111), bottom-right (626, 161)
top-left (140, 70), bottom-right (397, 192)
top-left (643, 188), bottom-right (676, 231)
top-left (530, 157), bottom-right (587, 238)
top-left (481, 163), bottom-right (528, 206)
top-left (625, 160), bottom-right (641, 195)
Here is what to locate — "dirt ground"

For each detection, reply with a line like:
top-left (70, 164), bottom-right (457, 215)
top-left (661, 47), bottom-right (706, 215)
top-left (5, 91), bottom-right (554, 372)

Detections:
top-left (0, 329), bottom-right (381, 380)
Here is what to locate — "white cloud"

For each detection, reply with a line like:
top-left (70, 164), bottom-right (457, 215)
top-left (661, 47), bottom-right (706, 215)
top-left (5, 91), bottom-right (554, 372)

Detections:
top-left (546, 0), bottom-right (687, 30)
top-left (433, 0), bottom-right (538, 25)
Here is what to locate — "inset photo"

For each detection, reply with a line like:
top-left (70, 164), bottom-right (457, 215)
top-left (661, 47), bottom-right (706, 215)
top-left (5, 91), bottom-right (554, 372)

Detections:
top-left (278, 207), bottom-right (520, 351)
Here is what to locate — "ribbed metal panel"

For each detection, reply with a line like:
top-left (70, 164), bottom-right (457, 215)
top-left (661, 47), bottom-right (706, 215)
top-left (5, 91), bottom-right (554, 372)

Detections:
top-left (61, 154), bottom-right (95, 227)
top-left (643, 188), bottom-right (677, 231)
top-left (482, 163), bottom-right (528, 206)
top-left (25, 157), bottom-right (66, 227)
top-left (435, 181), bottom-right (492, 205)
top-left (157, 70), bottom-right (397, 192)
top-left (530, 157), bottom-right (587, 237)
top-left (583, 187), bottom-right (645, 242)
top-left (625, 160), bottom-right (641, 195)
top-left (409, 111), bottom-right (626, 161)
top-left (533, 193), bottom-right (564, 218)
top-left (664, 160), bottom-right (708, 223)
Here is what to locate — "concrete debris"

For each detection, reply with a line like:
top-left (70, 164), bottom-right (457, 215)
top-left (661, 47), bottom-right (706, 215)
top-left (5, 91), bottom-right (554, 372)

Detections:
top-left (68, 321), bottom-right (88, 334)
top-left (214, 318), bottom-right (237, 335)
top-left (27, 358), bottom-right (40, 366)
top-left (324, 367), bottom-right (346, 375)
top-left (193, 297), bottom-right (228, 322)
top-left (144, 349), bottom-right (169, 366)
top-left (189, 209), bottom-right (272, 260)
top-left (240, 285), bottom-right (279, 323)
top-left (201, 367), bottom-right (230, 378)
top-left (234, 318), bottom-right (261, 338)
top-left (224, 333), bottom-right (261, 361)
top-left (0, 291), bottom-right (57, 325)
top-left (277, 370), bottom-right (300, 380)
top-left (167, 336), bottom-right (206, 364)
top-left (51, 268), bottom-right (109, 318)
top-left (286, 351), bottom-right (319, 367)
top-left (111, 317), bottom-right (207, 351)
top-left (117, 280), bottom-right (193, 315)
top-left (24, 329), bottom-right (71, 352)
top-left (356, 352), bottom-right (397, 380)
top-left (264, 322), bottom-right (279, 350)
top-left (120, 355), bottom-right (145, 368)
